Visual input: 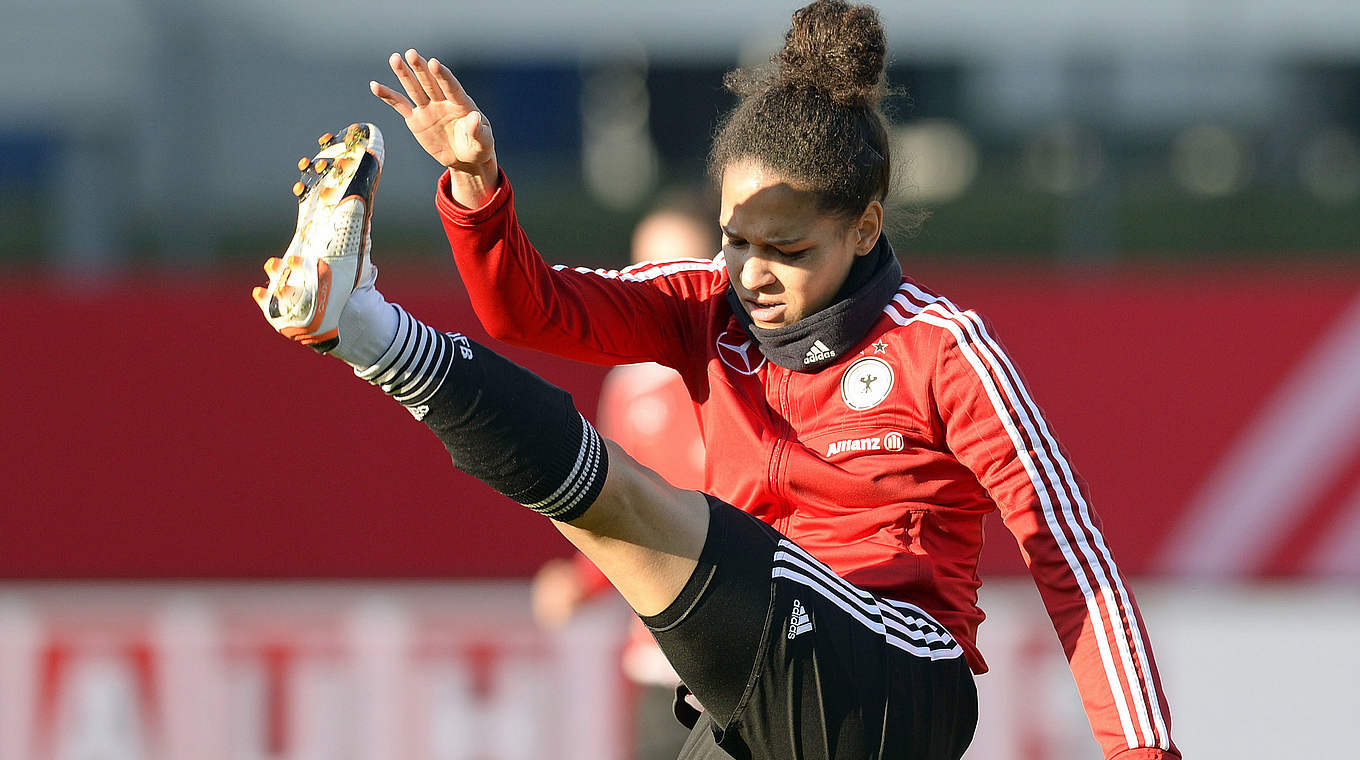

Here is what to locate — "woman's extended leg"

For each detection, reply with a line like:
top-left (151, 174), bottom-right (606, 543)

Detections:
top-left (252, 122), bottom-right (710, 618)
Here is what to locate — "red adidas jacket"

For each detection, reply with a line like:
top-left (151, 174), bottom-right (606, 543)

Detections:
top-left (435, 170), bottom-right (1178, 760)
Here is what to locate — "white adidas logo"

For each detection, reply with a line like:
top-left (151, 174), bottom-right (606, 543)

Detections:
top-left (804, 340), bottom-right (836, 364)
top-left (787, 599), bottom-right (813, 639)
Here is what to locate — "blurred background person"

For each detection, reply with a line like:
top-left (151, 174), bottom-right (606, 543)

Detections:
top-left (531, 194), bottom-right (715, 760)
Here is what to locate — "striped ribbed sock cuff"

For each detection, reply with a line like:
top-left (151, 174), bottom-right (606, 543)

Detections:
top-left (521, 410), bottom-right (607, 521)
top-left (355, 305), bottom-right (607, 522)
top-left (355, 305), bottom-right (450, 418)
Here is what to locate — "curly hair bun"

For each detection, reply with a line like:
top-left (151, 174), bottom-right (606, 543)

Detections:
top-left (710, 0), bottom-right (896, 219)
top-left (773, 0), bottom-right (887, 108)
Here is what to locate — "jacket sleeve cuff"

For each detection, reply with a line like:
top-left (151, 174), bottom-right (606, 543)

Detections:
top-left (435, 167), bottom-right (513, 226)
top-left (1109, 748), bottom-right (1180, 760)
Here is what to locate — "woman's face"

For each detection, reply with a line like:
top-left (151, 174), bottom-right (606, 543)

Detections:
top-left (720, 161), bottom-right (880, 329)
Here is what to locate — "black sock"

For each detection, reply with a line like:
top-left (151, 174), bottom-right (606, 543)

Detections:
top-left (357, 306), bottom-right (608, 522)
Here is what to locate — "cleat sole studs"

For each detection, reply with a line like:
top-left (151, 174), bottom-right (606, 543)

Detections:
top-left (318, 132), bottom-right (333, 145)
top-left (314, 159), bottom-right (328, 172)
top-left (298, 157), bottom-right (310, 171)
top-left (292, 181), bottom-right (305, 197)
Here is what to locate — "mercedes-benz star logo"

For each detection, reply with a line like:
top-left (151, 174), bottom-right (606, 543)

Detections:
top-left (716, 326), bottom-right (766, 375)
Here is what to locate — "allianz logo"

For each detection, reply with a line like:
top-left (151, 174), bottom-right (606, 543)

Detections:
top-left (825, 431), bottom-right (905, 457)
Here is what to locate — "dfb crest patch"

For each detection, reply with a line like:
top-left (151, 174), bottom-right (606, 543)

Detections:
top-left (841, 357), bottom-right (894, 410)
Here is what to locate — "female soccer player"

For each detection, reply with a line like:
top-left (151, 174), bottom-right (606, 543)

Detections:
top-left (256, 2), bottom-right (1178, 758)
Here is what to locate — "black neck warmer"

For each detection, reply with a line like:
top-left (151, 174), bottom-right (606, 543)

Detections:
top-left (725, 237), bottom-right (902, 373)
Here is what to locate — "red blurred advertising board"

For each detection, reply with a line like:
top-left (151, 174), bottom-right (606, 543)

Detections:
top-left (3, 264), bottom-right (1357, 579)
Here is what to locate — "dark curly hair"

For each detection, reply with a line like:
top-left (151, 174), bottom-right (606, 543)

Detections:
top-left (709, 0), bottom-right (905, 225)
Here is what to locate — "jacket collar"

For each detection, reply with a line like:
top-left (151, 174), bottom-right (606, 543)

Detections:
top-left (725, 237), bottom-right (901, 373)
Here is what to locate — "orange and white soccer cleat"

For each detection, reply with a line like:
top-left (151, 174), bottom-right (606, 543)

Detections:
top-left (253, 123), bottom-right (384, 353)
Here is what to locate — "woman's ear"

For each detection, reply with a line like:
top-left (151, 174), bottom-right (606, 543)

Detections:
top-left (854, 200), bottom-right (884, 256)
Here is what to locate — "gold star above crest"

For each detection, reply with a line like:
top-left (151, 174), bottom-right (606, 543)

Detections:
top-left (872, 340), bottom-right (888, 354)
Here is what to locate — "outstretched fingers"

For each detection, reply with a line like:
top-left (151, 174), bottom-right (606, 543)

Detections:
top-left (426, 57), bottom-right (476, 111)
top-left (373, 49), bottom-right (478, 120)
top-left (404, 48), bottom-right (447, 102)
top-left (370, 80), bottom-right (413, 119)
top-left (369, 46), bottom-right (497, 178)
top-left (388, 51), bottom-right (429, 106)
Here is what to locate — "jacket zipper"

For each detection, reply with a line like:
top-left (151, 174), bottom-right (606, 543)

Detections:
top-left (767, 366), bottom-right (793, 533)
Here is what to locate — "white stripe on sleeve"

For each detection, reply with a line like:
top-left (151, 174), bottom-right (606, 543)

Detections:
top-left (884, 284), bottom-right (1166, 750)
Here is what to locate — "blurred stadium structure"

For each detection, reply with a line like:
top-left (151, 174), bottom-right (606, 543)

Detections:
top-left (3, 0), bottom-right (1360, 266)
top-left (1, 1), bottom-right (1357, 758)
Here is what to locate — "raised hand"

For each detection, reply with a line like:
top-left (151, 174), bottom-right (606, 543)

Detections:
top-left (371, 49), bottom-right (499, 207)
